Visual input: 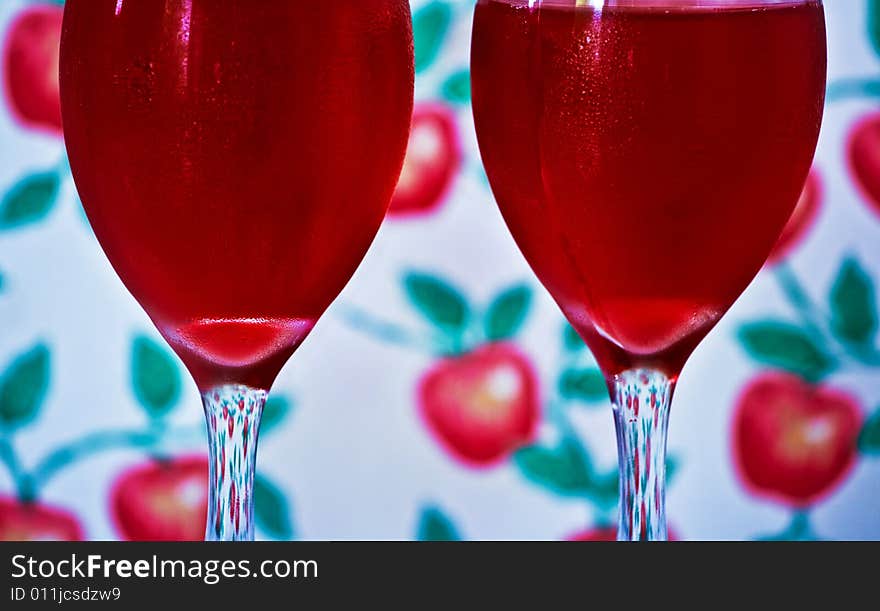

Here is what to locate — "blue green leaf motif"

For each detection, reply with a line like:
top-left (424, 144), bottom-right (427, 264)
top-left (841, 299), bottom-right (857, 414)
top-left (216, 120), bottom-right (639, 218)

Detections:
top-left (416, 505), bottom-right (461, 541)
top-left (254, 473), bottom-right (294, 540)
top-left (0, 171), bottom-right (60, 230)
top-left (131, 336), bottom-right (181, 418)
top-left (404, 272), bottom-right (470, 333)
top-left (0, 343), bottom-right (50, 429)
top-left (413, 2), bottom-right (453, 73)
top-left (484, 284), bottom-right (532, 341)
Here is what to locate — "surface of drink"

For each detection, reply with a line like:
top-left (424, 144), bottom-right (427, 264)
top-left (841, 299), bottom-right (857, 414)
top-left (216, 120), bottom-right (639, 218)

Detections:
top-left (61, 0), bottom-right (414, 389)
top-left (472, 0), bottom-right (825, 376)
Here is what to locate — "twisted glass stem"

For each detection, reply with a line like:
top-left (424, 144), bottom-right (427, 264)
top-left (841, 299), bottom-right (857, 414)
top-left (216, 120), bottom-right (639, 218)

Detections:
top-left (611, 369), bottom-right (674, 541)
top-left (202, 385), bottom-right (266, 541)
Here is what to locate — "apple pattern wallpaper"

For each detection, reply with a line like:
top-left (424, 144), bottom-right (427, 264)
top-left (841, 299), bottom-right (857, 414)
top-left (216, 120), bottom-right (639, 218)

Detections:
top-left (0, 0), bottom-right (878, 541)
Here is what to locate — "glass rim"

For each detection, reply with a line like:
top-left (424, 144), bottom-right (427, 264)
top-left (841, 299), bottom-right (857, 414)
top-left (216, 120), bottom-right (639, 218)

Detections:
top-left (480, 0), bottom-right (823, 8)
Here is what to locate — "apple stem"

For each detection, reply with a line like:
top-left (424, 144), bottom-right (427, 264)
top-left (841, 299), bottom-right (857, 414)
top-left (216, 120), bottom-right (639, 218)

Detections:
top-left (775, 263), bottom-right (880, 371)
top-left (336, 303), bottom-right (453, 354)
top-left (0, 434), bottom-right (31, 501)
top-left (774, 263), bottom-right (828, 344)
top-left (611, 369), bottom-right (675, 541)
top-left (0, 423), bottom-right (203, 500)
top-left (826, 77), bottom-right (880, 104)
top-left (761, 511), bottom-right (816, 541)
top-left (203, 385), bottom-right (267, 541)
top-left (31, 429), bottom-right (164, 492)
top-left (786, 511), bottom-right (816, 540)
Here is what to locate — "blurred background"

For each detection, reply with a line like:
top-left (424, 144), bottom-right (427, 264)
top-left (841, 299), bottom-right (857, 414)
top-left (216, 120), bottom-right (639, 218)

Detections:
top-left (0, 0), bottom-right (878, 541)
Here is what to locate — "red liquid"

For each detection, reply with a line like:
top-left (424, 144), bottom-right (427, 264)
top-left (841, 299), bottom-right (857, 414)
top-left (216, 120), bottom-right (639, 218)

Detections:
top-left (472, 0), bottom-right (825, 376)
top-left (61, 1), bottom-right (414, 389)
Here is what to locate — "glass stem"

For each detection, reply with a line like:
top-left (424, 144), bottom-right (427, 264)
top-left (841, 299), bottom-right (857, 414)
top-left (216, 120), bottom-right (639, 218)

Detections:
top-left (611, 369), bottom-right (674, 541)
top-left (202, 385), bottom-right (266, 541)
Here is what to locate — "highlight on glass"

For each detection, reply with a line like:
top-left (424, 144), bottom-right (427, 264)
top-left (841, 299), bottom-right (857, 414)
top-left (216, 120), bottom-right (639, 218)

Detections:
top-left (471, 0), bottom-right (826, 540)
top-left (59, 0), bottom-right (414, 541)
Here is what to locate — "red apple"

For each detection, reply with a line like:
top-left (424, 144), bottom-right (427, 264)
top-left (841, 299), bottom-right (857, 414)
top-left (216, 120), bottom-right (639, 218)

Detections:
top-left (2, 5), bottom-right (64, 135)
top-left (110, 455), bottom-right (208, 541)
top-left (732, 371), bottom-right (862, 508)
top-left (418, 343), bottom-right (539, 467)
top-left (389, 103), bottom-right (461, 218)
top-left (567, 527), bottom-right (617, 541)
top-left (847, 111), bottom-right (880, 218)
top-left (0, 496), bottom-right (83, 541)
top-left (766, 169), bottom-right (822, 265)
top-left (567, 526), bottom-right (679, 541)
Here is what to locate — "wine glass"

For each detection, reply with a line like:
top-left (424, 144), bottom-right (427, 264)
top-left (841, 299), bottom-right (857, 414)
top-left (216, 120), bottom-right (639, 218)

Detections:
top-left (471, 0), bottom-right (826, 540)
top-left (59, 0), bottom-right (414, 541)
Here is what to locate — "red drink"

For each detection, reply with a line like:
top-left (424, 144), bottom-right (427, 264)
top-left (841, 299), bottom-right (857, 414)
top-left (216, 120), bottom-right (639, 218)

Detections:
top-left (472, 0), bottom-right (826, 376)
top-left (61, 1), bottom-right (414, 389)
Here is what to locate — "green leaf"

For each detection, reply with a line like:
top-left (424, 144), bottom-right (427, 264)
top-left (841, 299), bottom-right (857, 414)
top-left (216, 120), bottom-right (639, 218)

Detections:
top-left (859, 409), bottom-right (880, 455)
top-left (413, 2), bottom-right (452, 73)
top-left (514, 436), bottom-right (592, 496)
top-left (868, 0), bottom-right (880, 59)
top-left (131, 336), bottom-right (180, 418)
top-left (0, 171), bottom-right (60, 230)
top-left (484, 284), bottom-right (531, 341)
top-left (0, 344), bottom-right (50, 429)
top-left (738, 321), bottom-right (835, 382)
top-left (441, 69), bottom-right (471, 104)
top-left (563, 323), bottom-right (585, 352)
top-left (254, 473), bottom-right (294, 540)
top-left (830, 258), bottom-right (878, 347)
top-left (403, 272), bottom-right (470, 333)
top-left (261, 396), bottom-right (292, 435)
top-left (416, 505), bottom-right (461, 541)
top-left (559, 368), bottom-right (607, 404)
